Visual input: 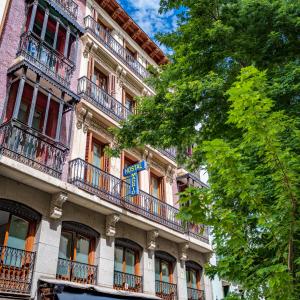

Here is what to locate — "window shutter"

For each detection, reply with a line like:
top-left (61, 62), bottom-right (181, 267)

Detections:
top-left (109, 74), bottom-right (116, 97)
top-left (103, 150), bottom-right (110, 173)
top-left (88, 238), bottom-right (96, 265)
top-left (25, 221), bottom-right (36, 252)
top-left (85, 131), bottom-right (93, 163)
top-left (87, 56), bottom-right (94, 80)
top-left (92, 7), bottom-right (98, 20)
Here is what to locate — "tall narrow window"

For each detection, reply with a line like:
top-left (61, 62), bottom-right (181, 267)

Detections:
top-left (57, 223), bottom-right (97, 284)
top-left (150, 172), bottom-right (164, 200)
top-left (93, 68), bottom-right (108, 91)
top-left (155, 258), bottom-right (172, 283)
top-left (186, 262), bottom-right (203, 300)
top-left (124, 92), bottom-right (135, 113)
top-left (114, 239), bottom-right (142, 292)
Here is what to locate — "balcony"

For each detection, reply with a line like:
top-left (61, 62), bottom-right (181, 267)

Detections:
top-left (0, 246), bottom-right (35, 295)
top-left (68, 158), bottom-right (183, 232)
top-left (158, 147), bottom-right (177, 161)
top-left (78, 77), bottom-right (132, 122)
top-left (114, 271), bottom-right (143, 293)
top-left (84, 16), bottom-right (150, 80)
top-left (186, 223), bottom-right (209, 244)
top-left (187, 287), bottom-right (205, 300)
top-left (56, 258), bottom-right (97, 285)
top-left (17, 32), bottom-right (73, 87)
top-left (155, 281), bottom-right (177, 300)
top-left (0, 120), bottom-right (68, 178)
top-left (51, 0), bottom-right (78, 20)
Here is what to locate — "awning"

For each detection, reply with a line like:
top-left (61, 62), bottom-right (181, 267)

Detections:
top-left (39, 278), bottom-right (160, 300)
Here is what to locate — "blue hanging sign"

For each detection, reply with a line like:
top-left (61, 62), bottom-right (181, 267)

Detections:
top-left (123, 160), bottom-right (148, 196)
top-left (123, 160), bottom-right (147, 177)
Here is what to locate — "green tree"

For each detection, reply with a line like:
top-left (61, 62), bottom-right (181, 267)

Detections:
top-left (111, 1), bottom-right (300, 298)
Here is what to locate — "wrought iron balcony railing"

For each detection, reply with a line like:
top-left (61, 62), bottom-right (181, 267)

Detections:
top-left (0, 246), bottom-right (35, 295)
top-left (187, 287), bottom-right (205, 300)
top-left (84, 16), bottom-right (150, 80)
top-left (186, 223), bottom-right (209, 244)
top-left (52, 0), bottom-right (78, 20)
top-left (0, 120), bottom-right (68, 178)
top-left (155, 281), bottom-right (177, 300)
top-left (158, 147), bottom-right (177, 161)
top-left (56, 258), bottom-right (97, 285)
top-left (68, 158), bottom-right (184, 233)
top-left (78, 77), bottom-right (133, 122)
top-left (114, 271), bottom-right (143, 293)
top-left (18, 32), bottom-right (74, 87)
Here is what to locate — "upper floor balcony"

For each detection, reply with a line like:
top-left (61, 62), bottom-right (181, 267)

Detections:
top-left (78, 76), bottom-right (133, 122)
top-left (50, 0), bottom-right (78, 20)
top-left (18, 32), bottom-right (74, 87)
top-left (84, 16), bottom-right (150, 81)
top-left (68, 158), bottom-right (209, 242)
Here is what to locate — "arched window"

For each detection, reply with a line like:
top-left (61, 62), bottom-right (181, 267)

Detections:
top-left (186, 261), bottom-right (204, 300)
top-left (0, 199), bottom-right (40, 294)
top-left (155, 251), bottom-right (177, 299)
top-left (57, 221), bottom-right (99, 284)
top-left (0, 199), bottom-right (41, 252)
top-left (114, 238), bottom-right (142, 292)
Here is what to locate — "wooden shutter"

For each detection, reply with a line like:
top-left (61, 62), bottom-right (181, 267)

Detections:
top-left (88, 238), bottom-right (96, 265)
top-left (103, 150), bottom-right (110, 173)
top-left (85, 131), bottom-right (93, 163)
top-left (25, 221), bottom-right (36, 252)
top-left (108, 74), bottom-right (116, 97)
top-left (92, 7), bottom-right (98, 20)
top-left (87, 56), bottom-right (94, 80)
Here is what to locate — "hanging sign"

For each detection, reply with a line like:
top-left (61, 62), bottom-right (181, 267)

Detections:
top-left (123, 160), bottom-right (147, 196)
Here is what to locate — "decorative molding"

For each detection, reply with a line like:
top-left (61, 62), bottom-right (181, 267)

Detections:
top-left (147, 230), bottom-right (159, 250)
top-left (50, 192), bottom-right (68, 219)
top-left (179, 242), bottom-right (189, 261)
top-left (106, 213), bottom-right (120, 236)
top-left (76, 105), bottom-right (93, 133)
top-left (166, 165), bottom-right (176, 183)
top-left (90, 119), bottom-right (114, 142)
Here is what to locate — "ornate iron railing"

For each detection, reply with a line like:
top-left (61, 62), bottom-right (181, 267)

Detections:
top-left (158, 147), bottom-right (177, 161)
top-left (186, 223), bottom-right (209, 244)
top-left (84, 16), bottom-right (149, 80)
top-left (155, 281), bottom-right (177, 300)
top-left (187, 287), bottom-right (205, 300)
top-left (114, 271), bottom-right (143, 293)
top-left (78, 77), bottom-right (132, 121)
top-left (52, 0), bottom-right (78, 20)
top-left (0, 120), bottom-right (68, 178)
top-left (0, 246), bottom-right (35, 294)
top-left (56, 258), bottom-right (97, 285)
top-left (18, 32), bottom-right (73, 87)
top-left (68, 158), bottom-right (184, 232)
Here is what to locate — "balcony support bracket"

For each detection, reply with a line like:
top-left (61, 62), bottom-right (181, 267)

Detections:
top-left (147, 229), bottom-right (159, 251)
top-left (106, 214), bottom-right (120, 237)
top-left (50, 192), bottom-right (68, 219)
top-left (179, 242), bottom-right (189, 261)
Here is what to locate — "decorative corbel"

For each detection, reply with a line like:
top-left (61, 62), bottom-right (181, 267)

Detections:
top-left (76, 106), bottom-right (87, 130)
top-left (179, 242), bottom-right (189, 261)
top-left (166, 165), bottom-right (175, 183)
top-left (83, 111), bottom-right (93, 133)
top-left (142, 88), bottom-right (151, 97)
top-left (106, 214), bottom-right (120, 237)
top-left (83, 41), bottom-right (94, 58)
top-left (50, 192), bottom-right (68, 219)
top-left (147, 230), bottom-right (159, 250)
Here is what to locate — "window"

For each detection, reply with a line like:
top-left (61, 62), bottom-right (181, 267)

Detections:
top-left (57, 223), bottom-right (98, 284)
top-left (0, 209), bottom-right (36, 267)
top-left (155, 257), bottom-right (173, 283)
top-left (186, 261), bottom-right (202, 294)
top-left (124, 92), bottom-right (135, 113)
top-left (114, 239), bottom-right (142, 292)
top-left (150, 172), bottom-right (164, 200)
top-left (93, 68), bottom-right (108, 91)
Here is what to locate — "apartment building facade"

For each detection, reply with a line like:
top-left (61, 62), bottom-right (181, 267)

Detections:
top-left (0, 1), bottom-right (213, 300)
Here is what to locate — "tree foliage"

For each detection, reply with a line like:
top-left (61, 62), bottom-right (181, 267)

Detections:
top-left (111, 1), bottom-right (300, 298)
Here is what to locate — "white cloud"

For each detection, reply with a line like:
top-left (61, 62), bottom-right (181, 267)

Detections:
top-left (118, 0), bottom-right (177, 42)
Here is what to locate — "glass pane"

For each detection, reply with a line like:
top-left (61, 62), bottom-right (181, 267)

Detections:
top-left (93, 143), bottom-right (102, 168)
top-left (114, 246), bottom-right (123, 272)
top-left (161, 261), bottom-right (170, 283)
top-left (125, 248), bottom-right (135, 275)
top-left (155, 258), bottom-right (160, 281)
top-left (0, 210), bottom-right (10, 246)
top-left (76, 235), bottom-right (90, 264)
top-left (190, 269), bottom-right (197, 289)
top-left (151, 176), bottom-right (159, 198)
top-left (7, 215), bottom-right (29, 250)
top-left (18, 102), bottom-right (29, 124)
top-left (59, 231), bottom-right (72, 259)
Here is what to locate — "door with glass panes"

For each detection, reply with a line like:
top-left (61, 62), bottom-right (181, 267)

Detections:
top-left (57, 230), bottom-right (95, 282)
top-left (114, 245), bottom-right (140, 290)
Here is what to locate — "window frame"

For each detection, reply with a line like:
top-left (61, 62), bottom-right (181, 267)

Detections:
top-left (155, 257), bottom-right (173, 283)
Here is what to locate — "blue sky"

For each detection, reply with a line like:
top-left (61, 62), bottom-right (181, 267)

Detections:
top-left (117, 0), bottom-right (178, 51)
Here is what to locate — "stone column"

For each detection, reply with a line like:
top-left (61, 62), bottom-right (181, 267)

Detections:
top-left (176, 260), bottom-right (188, 300)
top-left (31, 217), bottom-right (62, 298)
top-left (96, 214), bottom-right (120, 288)
top-left (143, 249), bottom-right (156, 295)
